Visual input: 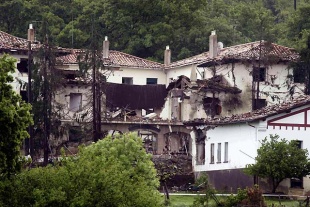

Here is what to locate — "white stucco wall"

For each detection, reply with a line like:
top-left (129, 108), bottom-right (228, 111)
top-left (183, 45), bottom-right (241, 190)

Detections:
top-left (201, 62), bottom-right (305, 115)
top-left (105, 67), bottom-right (166, 85)
top-left (193, 123), bottom-right (258, 172)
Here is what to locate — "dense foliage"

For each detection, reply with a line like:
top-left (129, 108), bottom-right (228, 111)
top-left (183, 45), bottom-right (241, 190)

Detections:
top-left (0, 54), bottom-right (32, 179)
top-left (0, 133), bottom-right (163, 207)
top-left (1, 0), bottom-right (310, 61)
top-left (245, 134), bottom-right (310, 193)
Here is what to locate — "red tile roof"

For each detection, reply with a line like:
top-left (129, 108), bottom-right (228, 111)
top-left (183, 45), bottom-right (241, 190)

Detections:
top-left (0, 30), bottom-right (29, 51)
top-left (185, 95), bottom-right (310, 125)
top-left (57, 49), bottom-right (164, 69)
top-left (167, 41), bottom-right (299, 69)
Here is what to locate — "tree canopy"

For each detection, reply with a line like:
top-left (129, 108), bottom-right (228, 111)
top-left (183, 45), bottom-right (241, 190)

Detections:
top-left (1, 0), bottom-right (310, 62)
top-left (0, 133), bottom-right (162, 207)
top-left (245, 134), bottom-right (310, 193)
top-left (0, 54), bottom-right (32, 179)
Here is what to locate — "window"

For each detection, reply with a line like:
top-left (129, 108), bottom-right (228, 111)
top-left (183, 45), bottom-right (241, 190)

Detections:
top-left (217, 143), bottom-right (221, 163)
top-left (253, 99), bottom-right (266, 110)
top-left (224, 142), bottom-right (228, 163)
top-left (253, 67), bottom-right (266, 82)
top-left (210, 143), bottom-right (215, 164)
top-left (122, 77), bottom-right (133, 84)
top-left (146, 78), bottom-right (157, 85)
top-left (291, 140), bottom-right (303, 188)
top-left (203, 97), bottom-right (222, 116)
top-left (17, 58), bottom-right (29, 73)
top-left (69, 126), bottom-right (83, 142)
top-left (293, 65), bottom-right (305, 83)
top-left (69, 93), bottom-right (82, 112)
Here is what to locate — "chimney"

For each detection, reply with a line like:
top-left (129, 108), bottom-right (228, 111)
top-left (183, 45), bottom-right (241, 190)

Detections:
top-left (164, 45), bottom-right (171, 66)
top-left (27, 24), bottom-right (35, 42)
top-left (190, 65), bottom-right (197, 85)
top-left (209, 30), bottom-right (217, 58)
top-left (103, 36), bottom-right (109, 58)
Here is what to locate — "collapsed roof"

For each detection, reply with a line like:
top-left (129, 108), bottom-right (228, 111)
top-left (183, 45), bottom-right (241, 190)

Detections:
top-left (167, 41), bottom-right (299, 69)
top-left (167, 75), bottom-right (242, 94)
top-left (185, 95), bottom-right (310, 126)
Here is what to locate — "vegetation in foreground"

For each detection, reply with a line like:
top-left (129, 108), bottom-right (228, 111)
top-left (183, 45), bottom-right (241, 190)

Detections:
top-left (0, 133), bottom-right (163, 207)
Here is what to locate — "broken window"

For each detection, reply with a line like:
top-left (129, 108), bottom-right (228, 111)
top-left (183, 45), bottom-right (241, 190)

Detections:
top-left (17, 58), bottom-right (29, 73)
top-left (69, 126), bottom-right (83, 142)
top-left (293, 67), bottom-right (305, 83)
top-left (253, 67), bottom-right (266, 82)
top-left (253, 99), bottom-right (266, 110)
top-left (210, 143), bottom-right (215, 164)
top-left (217, 143), bottom-right (221, 163)
top-left (69, 93), bottom-right (82, 112)
top-left (196, 129), bottom-right (205, 165)
top-left (164, 132), bottom-right (190, 155)
top-left (139, 131), bottom-right (157, 154)
top-left (146, 78), bottom-right (157, 85)
top-left (203, 97), bottom-right (222, 116)
top-left (291, 140), bottom-right (303, 188)
top-left (224, 142), bottom-right (228, 163)
top-left (122, 77), bottom-right (133, 84)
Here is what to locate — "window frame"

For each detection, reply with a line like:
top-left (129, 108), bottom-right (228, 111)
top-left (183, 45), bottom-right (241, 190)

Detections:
top-left (69, 93), bottom-right (82, 112)
top-left (146, 78), bottom-right (158, 85)
top-left (224, 142), bottom-right (228, 163)
top-left (217, 143), bottom-right (221, 163)
top-left (210, 143), bottom-right (215, 164)
top-left (122, 77), bottom-right (133, 85)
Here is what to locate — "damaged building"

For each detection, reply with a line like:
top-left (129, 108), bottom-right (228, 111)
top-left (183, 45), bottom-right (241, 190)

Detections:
top-left (1, 28), bottom-right (306, 191)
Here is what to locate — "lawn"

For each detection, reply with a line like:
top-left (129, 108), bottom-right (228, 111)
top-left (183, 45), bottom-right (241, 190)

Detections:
top-left (167, 195), bottom-right (302, 207)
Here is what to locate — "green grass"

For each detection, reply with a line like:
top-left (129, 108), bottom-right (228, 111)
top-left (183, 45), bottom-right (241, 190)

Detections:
top-left (168, 195), bottom-right (195, 206)
top-left (167, 195), bottom-right (302, 207)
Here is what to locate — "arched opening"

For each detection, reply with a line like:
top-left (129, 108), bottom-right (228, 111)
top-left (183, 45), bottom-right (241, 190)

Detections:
top-left (164, 132), bottom-right (190, 155)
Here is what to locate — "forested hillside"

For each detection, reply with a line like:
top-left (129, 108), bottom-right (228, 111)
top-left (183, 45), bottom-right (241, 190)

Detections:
top-left (0, 0), bottom-right (310, 61)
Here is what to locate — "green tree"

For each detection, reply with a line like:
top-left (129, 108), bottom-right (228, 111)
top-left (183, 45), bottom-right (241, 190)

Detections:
top-left (0, 54), bottom-right (32, 179)
top-left (0, 133), bottom-right (162, 207)
top-left (245, 134), bottom-right (310, 193)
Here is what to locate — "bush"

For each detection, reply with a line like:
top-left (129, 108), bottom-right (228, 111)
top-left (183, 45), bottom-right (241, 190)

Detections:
top-left (0, 133), bottom-right (163, 207)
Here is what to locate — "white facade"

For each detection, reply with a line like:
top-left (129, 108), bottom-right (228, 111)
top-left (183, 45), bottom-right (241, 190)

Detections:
top-left (105, 67), bottom-right (166, 85)
top-left (191, 102), bottom-right (310, 193)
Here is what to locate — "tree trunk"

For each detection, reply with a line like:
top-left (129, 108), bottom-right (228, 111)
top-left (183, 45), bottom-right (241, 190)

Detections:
top-left (164, 181), bottom-right (170, 200)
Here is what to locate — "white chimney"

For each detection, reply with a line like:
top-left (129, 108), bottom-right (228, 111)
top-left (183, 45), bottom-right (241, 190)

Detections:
top-left (27, 24), bottom-right (35, 42)
top-left (164, 45), bottom-right (171, 66)
top-left (103, 36), bottom-right (109, 58)
top-left (209, 30), bottom-right (218, 58)
top-left (190, 65), bottom-right (197, 84)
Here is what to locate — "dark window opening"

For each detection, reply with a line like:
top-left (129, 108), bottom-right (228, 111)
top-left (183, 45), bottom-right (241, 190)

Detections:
top-left (69, 126), bottom-right (83, 142)
top-left (203, 97), bottom-right (222, 116)
top-left (17, 58), bottom-right (29, 73)
top-left (253, 99), bottom-right (266, 110)
top-left (65, 73), bottom-right (77, 80)
top-left (20, 91), bottom-right (28, 102)
top-left (253, 67), bottom-right (266, 82)
top-left (293, 67), bottom-right (305, 83)
top-left (291, 140), bottom-right (303, 188)
top-left (146, 78), bottom-right (157, 85)
top-left (122, 77), bottom-right (133, 85)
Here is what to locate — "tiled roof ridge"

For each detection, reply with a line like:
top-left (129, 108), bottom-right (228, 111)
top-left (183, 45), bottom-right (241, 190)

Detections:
top-left (109, 50), bottom-right (164, 66)
top-left (0, 30), bottom-right (28, 42)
